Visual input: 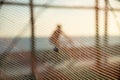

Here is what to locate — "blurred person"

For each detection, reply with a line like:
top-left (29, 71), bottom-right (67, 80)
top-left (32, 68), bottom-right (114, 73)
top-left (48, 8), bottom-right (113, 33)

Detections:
top-left (49, 24), bottom-right (72, 52)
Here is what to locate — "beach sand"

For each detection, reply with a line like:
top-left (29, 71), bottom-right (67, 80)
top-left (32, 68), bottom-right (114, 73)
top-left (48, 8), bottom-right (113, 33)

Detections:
top-left (0, 46), bottom-right (120, 80)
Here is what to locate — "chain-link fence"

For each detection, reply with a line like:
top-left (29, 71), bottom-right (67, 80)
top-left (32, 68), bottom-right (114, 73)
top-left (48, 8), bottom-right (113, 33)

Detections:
top-left (0, 0), bottom-right (120, 80)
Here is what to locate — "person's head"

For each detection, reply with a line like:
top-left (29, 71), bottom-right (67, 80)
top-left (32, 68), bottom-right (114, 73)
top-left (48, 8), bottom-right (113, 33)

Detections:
top-left (57, 24), bottom-right (61, 29)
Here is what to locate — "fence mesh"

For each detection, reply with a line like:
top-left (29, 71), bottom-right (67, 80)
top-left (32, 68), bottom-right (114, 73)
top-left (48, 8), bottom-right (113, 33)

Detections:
top-left (0, 0), bottom-right (120, 80)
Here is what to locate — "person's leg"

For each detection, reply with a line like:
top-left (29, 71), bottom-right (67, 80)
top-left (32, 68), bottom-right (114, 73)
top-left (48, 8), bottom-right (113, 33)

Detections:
top-left (53, 40), bottom-right (59, 52)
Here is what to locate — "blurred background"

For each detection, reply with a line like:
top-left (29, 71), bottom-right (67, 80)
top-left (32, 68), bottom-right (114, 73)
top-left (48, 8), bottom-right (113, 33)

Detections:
top-left (0, 0), bottom-right (120, 80)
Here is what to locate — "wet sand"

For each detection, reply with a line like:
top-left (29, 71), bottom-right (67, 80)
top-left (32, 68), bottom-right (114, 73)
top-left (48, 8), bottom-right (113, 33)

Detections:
top-left (0, 46), bottom-right (120, 80)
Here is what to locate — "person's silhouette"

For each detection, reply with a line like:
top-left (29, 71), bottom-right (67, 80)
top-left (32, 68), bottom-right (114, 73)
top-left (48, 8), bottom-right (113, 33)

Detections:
top-left (49, 24), bottom-right (72, 52)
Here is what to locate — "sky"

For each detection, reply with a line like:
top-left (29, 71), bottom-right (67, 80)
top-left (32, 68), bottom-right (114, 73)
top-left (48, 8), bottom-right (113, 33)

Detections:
top-left (0, 0), bottom-right (120, 38)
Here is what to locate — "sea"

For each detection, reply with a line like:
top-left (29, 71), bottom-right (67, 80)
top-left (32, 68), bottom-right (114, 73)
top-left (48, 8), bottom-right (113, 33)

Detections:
top-left (0, 36), bottom-right (120, 53)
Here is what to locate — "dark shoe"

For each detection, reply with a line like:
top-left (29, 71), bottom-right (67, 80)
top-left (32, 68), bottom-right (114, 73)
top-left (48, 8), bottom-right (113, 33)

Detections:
top-left (53, 47), bottom-right (59, 52)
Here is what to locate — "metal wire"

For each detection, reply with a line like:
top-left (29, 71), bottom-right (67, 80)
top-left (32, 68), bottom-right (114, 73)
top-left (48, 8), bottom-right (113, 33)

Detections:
top-left (108, 0), bottom-right (120, 32)
top-left (0, 0), bottom-right (120, 80)
top-left (0, 0), bottom-right (56, 60)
